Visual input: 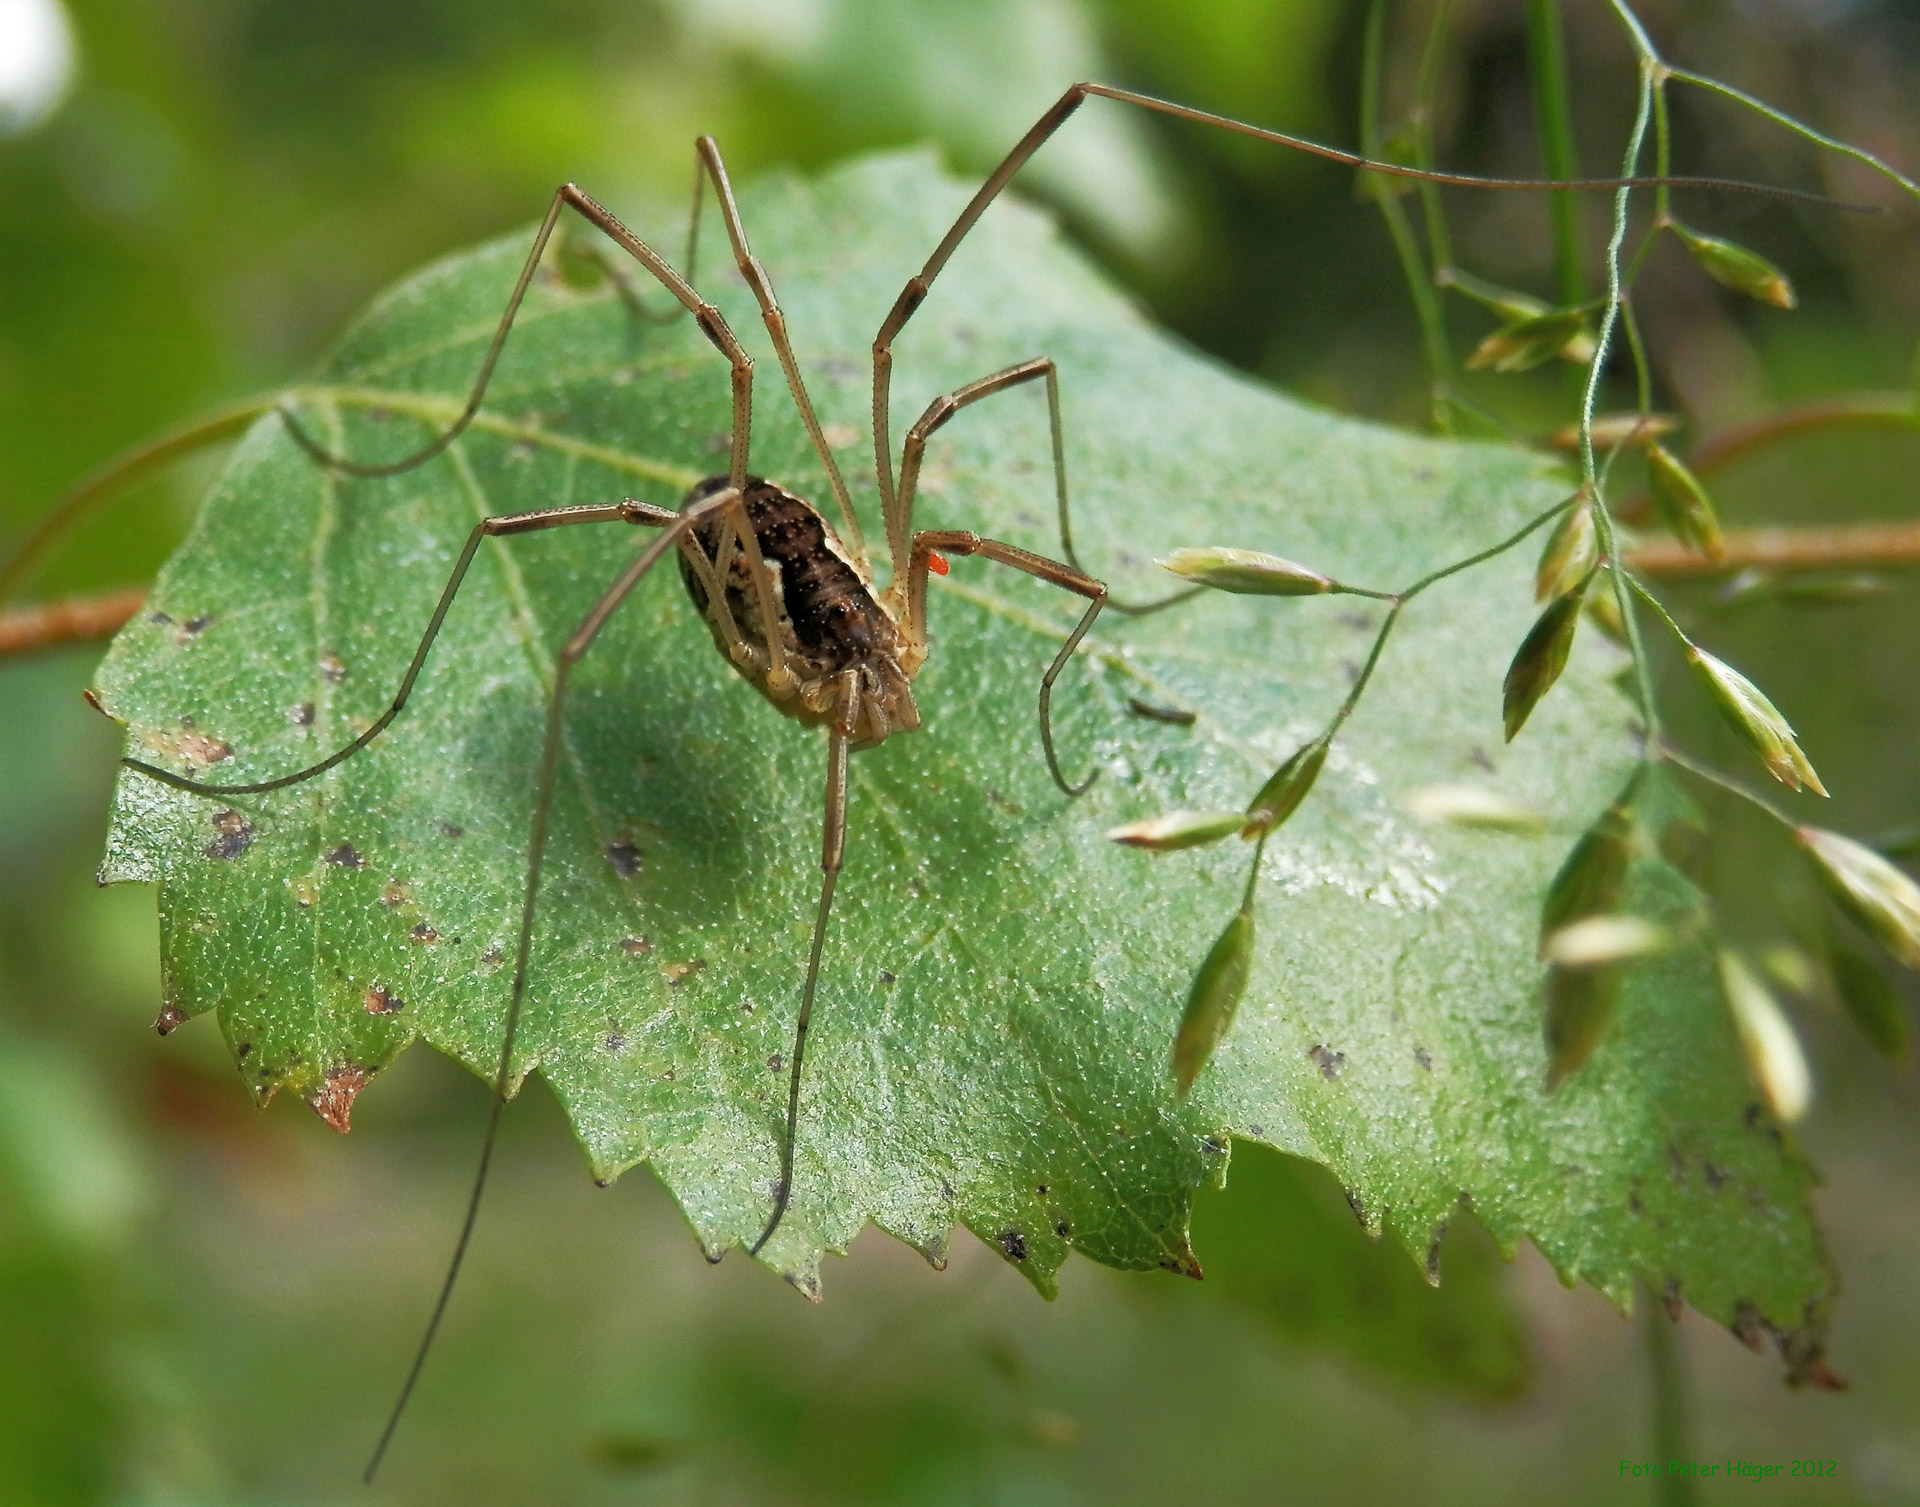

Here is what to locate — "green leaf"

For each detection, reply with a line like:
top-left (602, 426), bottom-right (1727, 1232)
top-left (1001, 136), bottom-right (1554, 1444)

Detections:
top-left (92, 151), bottom-right (1831, 1353)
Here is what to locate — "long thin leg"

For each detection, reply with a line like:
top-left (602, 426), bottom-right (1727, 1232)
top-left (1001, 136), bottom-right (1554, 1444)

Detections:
top-left (123, 499), bottom-right (676, 798)
top-left (889, 357), bottom-right (1196, 617)
top-left (748, 691), bottom-right (853, 1257)
top-left (563, 144), bottom-right (710, 325)
top-left (907, 529), bottom-right (1107, 796)
top-left (364, 484), bottom-right (743, 1483)
top-left (283, 183), bottom-right (757, 494)
top-left (696, 137), bottom-right (866, 562)
top-left (868, 81), bottom-right (1839, 556)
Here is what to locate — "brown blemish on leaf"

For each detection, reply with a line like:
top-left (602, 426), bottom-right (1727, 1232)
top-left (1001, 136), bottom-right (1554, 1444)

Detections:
top-left (236, 1042), bottom-right (252, 1058)
top-left (363, 985), bottom-right (404, 1016)
top-left (1412, 1044), bottom-right (1433, 1071)
top-left (144, 724), bottom-right (232, 770)
top-left (147, 611), bottom-right (173, 626)
top-left (619, 935), bottom-right (652, 956)
top-left (1425, 1226), bottom-right (1446, 1286)
top-left (604, 1031), bottom-right (626, 1053)
top-left (480, 945), bottom-right (505, 969)
top-left (1054, 1220), bottom-right (1071, 1239)
top-left (318, 651), bottom-right (347, 683)
top-left (604, 841), bottom-right (643, 878)
top-left (1730, 1302), bottom-right (1766, 1353)
top-left (1703, 1162), bottom-right (1729, 1192)
top-left (997, 1229), bottom-right (1029, 1262)
top-left (766, 1053), bottom-right (783, 1072)
top-left (326, 842), bottom-right (363, 869)
top-left (154, 1003), bottom-right (187, 1036)
top-left (409, 922), bottom-right (439, 945)
top-left (1308, 1044), bottom-right (1346, 1080)
top-left (438, 820), bottom-right (465, 839)
top-left (289, 701), bottom-right (314, 726)
top-left (180, 614), bottom-right (214, 641)
top-left (662, 959), bottom-right (705, 986)
top-left (203, 808), bottom-right (254, 860)
top-left (380, 879), bottom-right (410, 908)
top-left (309, 1067), bottom-right (369, 1133)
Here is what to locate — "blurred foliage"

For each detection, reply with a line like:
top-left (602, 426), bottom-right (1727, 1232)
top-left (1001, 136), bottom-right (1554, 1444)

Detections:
top-left (4, 0), bottom-right (1920, 1502)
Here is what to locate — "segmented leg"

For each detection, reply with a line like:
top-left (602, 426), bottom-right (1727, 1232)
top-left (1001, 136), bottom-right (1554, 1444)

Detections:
top-left (281, 183), bottom-right (758, 494)
top-left (867, 81), bottom-right (1813, 567)
top-left (363, 483), bottom-right (746, 1482)
top-left (906, 529), bottom-right (1106, 797)
top-left (124, 499), bottom-right (676, 798)
top-left (889, 356), bottom-right (1196, 617)
top-left (748, 691), bottom-right (853, 1257)
top-left (696, 137), bottom-right (865, 561)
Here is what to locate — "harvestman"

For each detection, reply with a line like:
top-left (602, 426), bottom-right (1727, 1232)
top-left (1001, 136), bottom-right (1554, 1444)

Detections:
top-left (116, 83), bottom-right (1834, 1472)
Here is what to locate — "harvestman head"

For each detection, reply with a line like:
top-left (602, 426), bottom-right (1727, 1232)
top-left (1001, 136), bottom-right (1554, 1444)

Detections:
top-left (112, 83), bottom-right (1855, 1477)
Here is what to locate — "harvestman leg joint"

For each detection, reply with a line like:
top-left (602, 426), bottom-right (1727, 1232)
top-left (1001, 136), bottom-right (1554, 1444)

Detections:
top-left (118, 82), bottom-right (1841, 1476)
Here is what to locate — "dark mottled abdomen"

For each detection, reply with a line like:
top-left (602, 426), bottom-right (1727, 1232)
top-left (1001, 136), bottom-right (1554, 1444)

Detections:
top-left (680, 475), bottom-right (895, 670)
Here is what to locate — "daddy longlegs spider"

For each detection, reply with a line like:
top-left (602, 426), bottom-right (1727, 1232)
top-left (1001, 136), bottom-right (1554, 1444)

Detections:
top-left (110, 82), bottom-right (1844, 1476)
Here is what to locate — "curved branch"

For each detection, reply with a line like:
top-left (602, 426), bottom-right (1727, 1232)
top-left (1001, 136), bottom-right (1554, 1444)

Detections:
top-left (0, 587), bottom-right (146, 660)
top-left (0, 396), bottom-right (275, 603)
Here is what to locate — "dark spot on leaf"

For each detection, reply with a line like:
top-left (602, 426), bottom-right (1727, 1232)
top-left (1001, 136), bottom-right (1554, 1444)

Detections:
top-left (1036, 1184), bottom-right (1048, 1196)
top-left (1731, 1302), bottom-right (1766, 1353)
top-left (1703, 1162), bottom-right (1728, 1192)
top-left (1247, 1124), bottom-right (1265, 1139)
top-left (604, 1031), bottom-right (626, 1053)
top-left (1125, 696), bottom-right (1196, 726)
top-left (987, 788), bottom-right (1024, 817)
top-left (619, 935), bottom-right (652, 956)
top-left (1338, 610), bottom-right (1372, 632)
top-left (997, 1230), bottom-right (1029, 1262)
top-left (363, 985), bottom-right (403, 1015)
top-left (1425, 1228), bottom-right (1445, 1285)
top-left (1627, 1180), bottom-right (1644, 1214)
top-left (147, 611), bottom-right (173, 626)
top-left (326, 843), bottom-right (363, 869)
top-left (409, 923), bottom-right (438, 945)
top-left (380, 879), bottom-right (410, 907)
top-left (941, 1181), bottom-right (956, 1202)
top-left (767, 1053), bottom-right (783, 1072)
top-left (1054, 1220), bottom-right (1071, 1239)
top-left (1666, 1143), bottom-right (1687, 1182)
top-left (877, 969), bottom-right (896, 986)
top-left (1412, 1045), bottom-right (1433, 1071)
top-left (309, 1067), bottom-right (369, 1133)
top-left (438, 820), bottom-right (465, 839)
top-left (605, 841), bottom-right (642, 878)
top-left (1308, 1044), bottom-right (1346, 1080)
top-left (318, 651), bottom-right (346, 683)
top-left (1663, 1280), bottom-right (1683, 1322)
top-left (203, 808), bottom-right (254, 860)
top-left (289, 702), bottom-right (314, 726)
top-left (662, 959), bottom-right (704, 986)
top-left (181, 614), bottom-right (214, 639)
top-left (1201, 1136), bottom-right (1226, 1155)
top-left (153, 1003), bottom-right (187, 1036)
top-left (480, 945), bottom-right (504, 969)
top-left (1345, 1189), bottom-right (1370, 1229)
top-left (236, 1042), bottom-right (252, 1059)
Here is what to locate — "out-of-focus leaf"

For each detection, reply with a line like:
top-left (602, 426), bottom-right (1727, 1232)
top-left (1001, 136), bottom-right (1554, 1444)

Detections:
top-left (1187, 1142), bottom-right (1529, 1400)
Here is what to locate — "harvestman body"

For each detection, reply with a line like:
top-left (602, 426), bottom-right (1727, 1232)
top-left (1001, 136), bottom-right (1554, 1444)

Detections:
top-left (113, 82), bottom-right (1822, 1474)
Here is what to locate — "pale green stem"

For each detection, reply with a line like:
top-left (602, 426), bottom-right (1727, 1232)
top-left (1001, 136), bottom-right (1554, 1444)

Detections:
top-left (1667, 67), bottom-right (1920, 206)
top-left (1526, 0), bottom-right (1586, 311)
top-left (1362, 0), bottom-right (1457, 434)
top-left (1585, 8), bottom-right (1662, 739)
top-left (1644, 1288), bottom-right (1702, 1507)
top-left (1411, 0), bottom-right (1460, 277)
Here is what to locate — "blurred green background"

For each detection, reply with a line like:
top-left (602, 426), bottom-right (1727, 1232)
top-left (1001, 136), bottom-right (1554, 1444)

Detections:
top-left (3, 0), bottom-right (1919, 1501)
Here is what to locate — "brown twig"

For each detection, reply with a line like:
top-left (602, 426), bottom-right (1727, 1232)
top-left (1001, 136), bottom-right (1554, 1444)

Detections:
top-left (1627, 520), bottom-right (1920, 575)
top-left (0, 587), bottom-right (147, 659)
top-left (1617, 391), bottom-right (1917, 525)
top-left (0, 395), bottom-right (274, 603)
